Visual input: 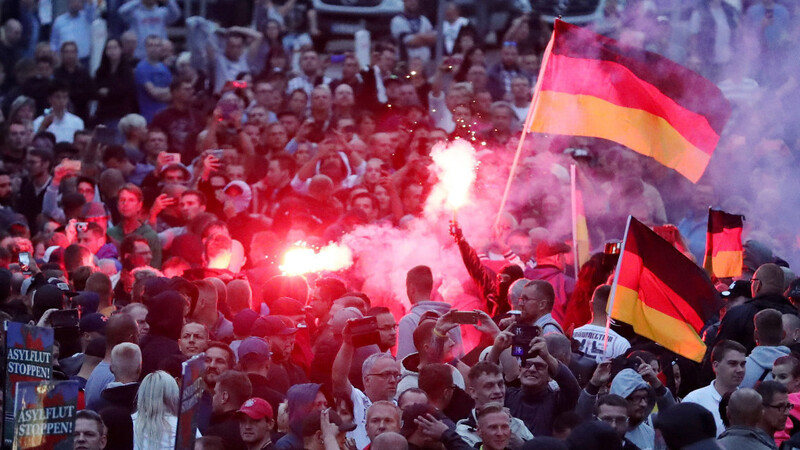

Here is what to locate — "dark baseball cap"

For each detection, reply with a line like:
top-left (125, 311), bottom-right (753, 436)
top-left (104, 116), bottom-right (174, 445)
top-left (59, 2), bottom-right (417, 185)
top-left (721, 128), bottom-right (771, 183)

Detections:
top-left (233, 309), bottom-right (259, 336)
top-left (251, 315), bottom-right (297, 338)
top-left (301, 410), bottom-right (356, 437)
top-left (722, 280), bottom-right (752, 300)
top-left (79, 313), bottom-right (108, 334)
top-left (237, 337), bottom-right (271, 361)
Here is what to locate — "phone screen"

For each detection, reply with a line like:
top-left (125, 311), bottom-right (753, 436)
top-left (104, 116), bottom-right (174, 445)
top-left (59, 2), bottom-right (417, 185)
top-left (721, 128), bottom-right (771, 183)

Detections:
top-left (19, 252), bottom-right (31, 275)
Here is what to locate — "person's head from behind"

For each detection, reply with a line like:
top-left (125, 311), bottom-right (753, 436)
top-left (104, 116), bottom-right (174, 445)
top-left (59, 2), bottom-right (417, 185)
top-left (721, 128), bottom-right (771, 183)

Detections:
top-left (468, 361), bottom-right (506, 407)
top-left (85, 272), bottom-right (112, 305)
top-left (418, 363), bottom-right (455, 409)
top-left (105, 313), bottom-right (139, 357)
top-left (110, 342), bottom-right (141, 383)
top-left (74, 409), bottom-right (107, 450)
top-left (755, 308), bottom-right (785, 347)
top-left (362, 353), bottom-right (400, 402)
top-left (136, 370), bottom-right (179, 422)
top-left (726, 388), bottom-right (763, 427)
top-left (413, 321), bottom-right (455, 364)
top-left (711, 340), bottom-right (747, 390)
top-left (405, 265), bottom-right (433, 304)
top-left (193, 436), bottom-right (225, 450)
top-left (400, 403), bottom-right (439, 447)
top-left (591, 285), bottom-right (612, 321)
top-left (594, 394), bottom-right (629, 438)
top-left (475, 403), bottom-right (512, 450)
top-left (397, 388), bottom-right (428, 410)
top-left (212, 370), bottom-right (252, 414)
top-left (756, 380), bottom-right (790, 434)
top-left (237, 397), bottom-right (274, 447)
top-left (371, 431), bottom-right (408, 450)
top-left (752, 263), bottom-right (784, 297)
top-left (366, 400), bottom-right (401, 441)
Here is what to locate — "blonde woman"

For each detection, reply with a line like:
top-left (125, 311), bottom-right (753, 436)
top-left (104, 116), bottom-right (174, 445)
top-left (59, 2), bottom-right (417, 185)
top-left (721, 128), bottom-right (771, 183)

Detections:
top-left (132, 370), bottom-right (185, 449)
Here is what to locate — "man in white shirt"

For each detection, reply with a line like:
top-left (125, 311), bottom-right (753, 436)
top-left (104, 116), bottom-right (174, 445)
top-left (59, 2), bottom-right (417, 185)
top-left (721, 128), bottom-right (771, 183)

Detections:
top-left (682, 339), bottom-right (747, 436)
top-left (33, 81), bottom-right (85, 143)
top-left (332, 324), bottom-right (400, 449)
top-left (208, 27), bottom-right (263, 94)
top-left (573, 285), bottom-right (631, 362)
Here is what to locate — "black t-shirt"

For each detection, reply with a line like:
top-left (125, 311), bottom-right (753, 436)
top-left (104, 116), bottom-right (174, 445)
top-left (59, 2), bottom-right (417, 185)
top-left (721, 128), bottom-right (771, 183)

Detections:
top-left (150, 106), bottom-right (204, 163)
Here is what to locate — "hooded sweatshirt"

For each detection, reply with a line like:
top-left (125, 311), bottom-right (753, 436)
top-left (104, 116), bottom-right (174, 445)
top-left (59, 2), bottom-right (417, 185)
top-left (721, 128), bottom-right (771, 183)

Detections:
top-left (397, 301), bottom-right (462, 360)
top-left (577, 369), bottom-right (675, 450)
top-left (139, 291), bottom-right (185, 378)
top-left (397, 353), bottom-right (466, 397)
top-left (740, 345), bottom-right (791, 388)
top-left (274, 383), bottom-right (323, 450)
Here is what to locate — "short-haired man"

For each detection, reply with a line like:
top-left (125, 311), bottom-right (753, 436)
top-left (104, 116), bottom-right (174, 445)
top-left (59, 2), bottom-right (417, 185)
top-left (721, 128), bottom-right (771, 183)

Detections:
top-left (207, 370), bottom-right (253, 450)
top-left (475, 403), bottom-right (512, 450)
top-left (235, 337), bottom-right (285, 412)
top-left (73, 409), bottom-right (107, 450)
top-left (107, 183), bottom-right (162, 268)
top-left (572, 285), bottom-right (631, 362)
top-left (237, 397), bottom-right (275, 450)
top-left (133, 34), bottom-right (173, 122)
top-left (150, 79), bottom-right (204, 160)
top-left (366, 401), bottom-right (401, 442)
top-left (756, 380), bottom-right (791, 443)
top-left (594, 394), bottom-right (638, 446)
top-left (101, 342), bottom-right (142, 414)
top-left (300, 410), bottom-right (356, 450)
top-left (457, 362), bottom-right (532, 447)
top-left (332, 328), bottom-right (401, 449)
top-left (397, 265), bottom-right (462, 360)
top-left (78, 222), bottom-right (118, 261)
top-left (511, 280), bottom-right (564, 335)
top-left (684, 339), bottom-right (747, 435)
top-left (367, 307), bottom-right (397, 353)
top-left (718, 388), bottom-right (773, 449)
top-left (741, 308), bottom-right (791, 388)
top-left (524, 241), bottom-right (575, 326)
top-left (179, 321), bottom-right (211, 357)
top-left (33, 80), bottom-right (85, 143)
top-left (180, 190), bottom-right (207, 222)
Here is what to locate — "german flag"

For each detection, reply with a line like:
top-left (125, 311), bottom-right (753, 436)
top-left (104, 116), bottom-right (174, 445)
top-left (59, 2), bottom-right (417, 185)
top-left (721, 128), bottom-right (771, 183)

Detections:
top-left (570, 165), bottom-right (590, 267)
top-left (703, 209), bottom-right (744, 279)
top-left (529, 20), bottom-right (731, 183)
top-left (609, 217), bottom-right (723, 362)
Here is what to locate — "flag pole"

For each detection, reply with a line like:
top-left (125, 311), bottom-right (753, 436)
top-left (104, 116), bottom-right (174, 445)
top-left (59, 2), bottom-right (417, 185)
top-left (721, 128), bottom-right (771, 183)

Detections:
top-left (605, 215), bottom-right (633, 352)
top-left (570, 164), bottom-right (580, 276)
top-left (493, 21), bottom-right (558, 228)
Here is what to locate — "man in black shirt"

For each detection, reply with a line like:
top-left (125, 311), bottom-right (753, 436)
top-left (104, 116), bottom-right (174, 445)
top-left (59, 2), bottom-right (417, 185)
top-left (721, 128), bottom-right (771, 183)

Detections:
top-left (150, 79), bottom-right (204, 163)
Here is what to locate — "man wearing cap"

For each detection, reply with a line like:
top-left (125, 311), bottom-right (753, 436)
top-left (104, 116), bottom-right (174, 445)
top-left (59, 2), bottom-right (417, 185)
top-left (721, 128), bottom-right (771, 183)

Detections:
top-left (255, 315), bottom-right (309, 390)
top-left (301, 409), bottom-right (357, 450)
top-left (237, 336), bottom-right (286, 412)
top-left (79, 202), bottom-right (111, 234)
top-left (524, 240), bottom-right (575, 326)
top-left (237, 397), bottom-right (276, 450)
top-left (61, 313), bottom-right (108, 377)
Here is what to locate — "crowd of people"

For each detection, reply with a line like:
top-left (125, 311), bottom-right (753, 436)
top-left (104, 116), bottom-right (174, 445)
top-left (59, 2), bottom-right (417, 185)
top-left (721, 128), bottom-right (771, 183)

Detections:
top-left (1, 0), bottom-right (800, 449)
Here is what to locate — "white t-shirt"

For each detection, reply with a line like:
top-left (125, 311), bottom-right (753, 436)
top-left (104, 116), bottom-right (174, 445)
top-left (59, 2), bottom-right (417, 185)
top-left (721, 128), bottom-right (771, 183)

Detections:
top-left (32, 112), bottom-right (85, 143)
top-left (572, 324), bottom-right (631, 363)
top-left (348, 387), bottom-right (373, 450)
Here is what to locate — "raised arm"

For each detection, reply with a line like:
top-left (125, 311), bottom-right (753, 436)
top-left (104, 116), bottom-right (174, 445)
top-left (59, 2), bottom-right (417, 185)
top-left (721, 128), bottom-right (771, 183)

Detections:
top-left (331, 322), bottom-right (355, 397)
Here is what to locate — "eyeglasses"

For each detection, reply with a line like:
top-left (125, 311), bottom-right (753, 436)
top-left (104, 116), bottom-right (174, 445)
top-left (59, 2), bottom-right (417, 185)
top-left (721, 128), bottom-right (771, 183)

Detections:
top-left (518, 296), bottom-right (543, 304)
top-left (368, 371), bottom-right (401, 380)
top-left (596, 415), bottom-right (629, 426)
top-left (764, 402), bottom-right (793, 413)
top-left (521, 361), bottom-right (548, 371)
top-left (377, 324), bottom-right (398, 332)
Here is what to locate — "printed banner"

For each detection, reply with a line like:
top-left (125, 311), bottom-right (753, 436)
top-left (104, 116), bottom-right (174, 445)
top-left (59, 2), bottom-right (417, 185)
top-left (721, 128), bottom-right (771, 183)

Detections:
top-left (175, 353), bottom-right (206, 450)
top-left (4, 321), bottom-right (55, 447)
top-left (13, 380), bottom-right (79, 450)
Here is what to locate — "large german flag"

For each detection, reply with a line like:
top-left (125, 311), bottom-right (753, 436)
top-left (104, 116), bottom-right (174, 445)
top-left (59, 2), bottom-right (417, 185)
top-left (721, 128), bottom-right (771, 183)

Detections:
top-left (703, 209), bottom-right (744, 279)
top-left (609, 217), bottom-right (723, 362)
top-left (529, 20), bottom-right (731, 183)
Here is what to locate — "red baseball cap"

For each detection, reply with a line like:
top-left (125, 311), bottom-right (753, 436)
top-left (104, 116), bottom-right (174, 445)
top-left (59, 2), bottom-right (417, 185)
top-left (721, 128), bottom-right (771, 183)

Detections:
top-left (237, 398), bottom-right (274, 420)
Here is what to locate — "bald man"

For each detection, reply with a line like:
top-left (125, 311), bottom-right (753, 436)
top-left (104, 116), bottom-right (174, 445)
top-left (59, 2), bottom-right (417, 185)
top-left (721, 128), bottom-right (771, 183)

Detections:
top-left (718, 388), bottom-right (774, 448)
top-left (717, 263), bottom-right (799, 352)
top-left (371, 432), bottom-right (408, 450)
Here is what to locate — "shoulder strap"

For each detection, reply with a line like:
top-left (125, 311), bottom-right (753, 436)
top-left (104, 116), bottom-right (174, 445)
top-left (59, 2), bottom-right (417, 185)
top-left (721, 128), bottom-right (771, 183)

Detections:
top-left (759, 368), bottom-right (771, 382)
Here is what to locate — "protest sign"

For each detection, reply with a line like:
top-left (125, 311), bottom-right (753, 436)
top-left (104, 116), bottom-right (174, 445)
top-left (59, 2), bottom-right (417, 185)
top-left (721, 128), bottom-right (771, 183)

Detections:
top-left (175, 353), bottom-right (205, 450)
top-left (3, 322), bottom-right (54, 447)
top-left (12, 380), bottom-right (79, 450)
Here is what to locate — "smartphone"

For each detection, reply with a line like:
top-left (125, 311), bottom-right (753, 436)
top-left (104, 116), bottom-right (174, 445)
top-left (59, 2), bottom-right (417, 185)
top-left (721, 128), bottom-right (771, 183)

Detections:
top-left (347, 316), bottom-right (381, 348)
top-left (50, 309), bottom-right (79, 328)
top-left (76, 222), bottom-right (89, 233)
top-left (450, 311), bottom-right (479, 325)
top-left (330, 54), bottom-right (346, 64)
top-left (210, 149), bottom-right (224, 159)
top-left (220, 102), bottom-right (237, 121)
top-left (511, 324), bottom-right (542, 357)
top-left (164, 153), bottom-right (181, 165)
top-left (63, 159), bottom-right (82, 172)
top-left (18, 252), bottom-right (31, 275)
top-left (93, 125), bottom-right (118, 146)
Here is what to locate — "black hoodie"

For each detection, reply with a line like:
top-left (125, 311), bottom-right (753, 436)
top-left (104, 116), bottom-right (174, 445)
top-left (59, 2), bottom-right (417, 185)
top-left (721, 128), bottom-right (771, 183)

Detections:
top-left (139, 291), bottom-right (185, 378)
top-left (715, 293), bottom-right (799, 352)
